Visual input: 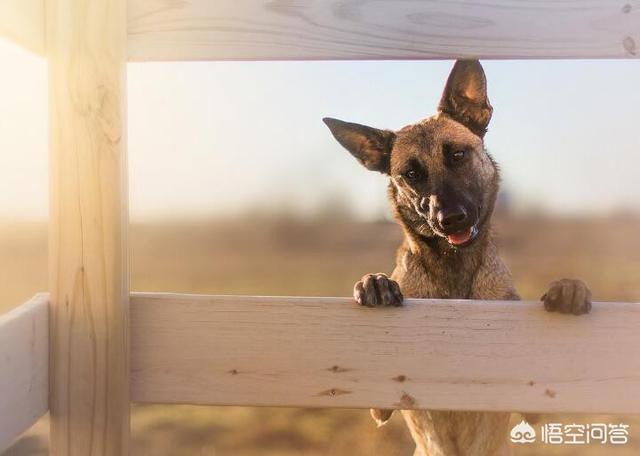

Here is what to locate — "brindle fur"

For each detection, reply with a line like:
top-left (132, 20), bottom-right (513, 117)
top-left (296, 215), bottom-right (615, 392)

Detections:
top-left (324, 60), bottom-right (591, 456)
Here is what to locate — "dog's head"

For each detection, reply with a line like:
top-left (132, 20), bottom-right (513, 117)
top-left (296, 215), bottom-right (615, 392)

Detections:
top-left (324, 60), bottom-right (499, 249)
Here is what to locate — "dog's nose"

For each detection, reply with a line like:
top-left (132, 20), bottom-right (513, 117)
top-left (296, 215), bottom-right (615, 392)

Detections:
top-left (437, 206), bottom-right (468, 230)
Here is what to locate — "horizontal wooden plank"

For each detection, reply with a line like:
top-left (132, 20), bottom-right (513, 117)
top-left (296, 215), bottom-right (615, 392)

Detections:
top-left (0, 0), bottom-right (45, 55)
top-left (127, 0), bottom-right (640, 61)
top-left (0, 294), bottom-right (49, 452)
top-left (131, 293), bottom-right (640, 414)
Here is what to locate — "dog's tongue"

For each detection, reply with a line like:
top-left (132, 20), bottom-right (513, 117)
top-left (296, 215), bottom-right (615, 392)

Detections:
top-left (447, 227), bottom-right (473, 246)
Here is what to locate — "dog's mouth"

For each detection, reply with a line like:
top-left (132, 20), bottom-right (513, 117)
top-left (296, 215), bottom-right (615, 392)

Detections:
top-left (445, 225), bottom-right (479, 247)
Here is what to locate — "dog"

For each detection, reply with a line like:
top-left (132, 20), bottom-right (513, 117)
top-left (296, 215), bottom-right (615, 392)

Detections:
top-left (323, 60), bottom-right (592, 456)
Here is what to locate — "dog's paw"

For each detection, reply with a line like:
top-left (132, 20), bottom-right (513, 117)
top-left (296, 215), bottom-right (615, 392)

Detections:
top-left (541, 279), bottom-right (592, 315)
top-left (354, 273), bottom-right (403, 307)
top-left (370, 408), bottom-right (394, 427)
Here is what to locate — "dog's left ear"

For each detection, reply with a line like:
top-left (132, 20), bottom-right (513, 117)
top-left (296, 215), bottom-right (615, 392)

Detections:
top-left (323, 117), bottom-right (395, 174)
top-left (438, 60), bottom-right (493, 138)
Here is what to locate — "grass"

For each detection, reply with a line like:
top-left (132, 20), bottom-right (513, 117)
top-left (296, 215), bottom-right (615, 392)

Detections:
top-left (2, 214), bottom-right (639, 455)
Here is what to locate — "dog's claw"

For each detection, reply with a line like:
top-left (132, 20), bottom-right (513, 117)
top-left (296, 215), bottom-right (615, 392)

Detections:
top-left (542, 279), bottom-right (592, 315)
top-left (354, 273), bottom-right (403, 307)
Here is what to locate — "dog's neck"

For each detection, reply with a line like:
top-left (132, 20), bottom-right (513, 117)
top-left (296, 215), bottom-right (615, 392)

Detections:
top-left (393, 207), bottom-right (495, 299)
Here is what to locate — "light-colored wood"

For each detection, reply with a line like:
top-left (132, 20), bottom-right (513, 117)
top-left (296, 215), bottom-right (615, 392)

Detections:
top-left (0, 0), bottom-right (45, 55)
top-left (0, 294), bottom-right (49, 453)
top-left (131, 293), bottom-right (640, 414)
top-left (47, 0), bottom-right (129, 454)
top-left (127, 0), bottom-right (640, 62)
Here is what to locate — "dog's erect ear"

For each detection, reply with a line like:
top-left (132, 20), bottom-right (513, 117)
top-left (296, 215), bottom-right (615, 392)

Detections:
top-left (323, 117), bottom-right (395, 174)
top-left (438, 60), bottom-right (493, 138)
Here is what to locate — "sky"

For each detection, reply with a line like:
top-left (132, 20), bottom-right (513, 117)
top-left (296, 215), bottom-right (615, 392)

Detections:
top-left (1, 39), bottom-right (639, 221)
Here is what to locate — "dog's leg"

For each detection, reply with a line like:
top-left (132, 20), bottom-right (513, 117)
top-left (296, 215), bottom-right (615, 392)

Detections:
top-left (516, 280), bottom-right (591, 431)
top-left (354, 273), bottom-right (403, 425)
top-left (370, 408), bottom-right (394, 426)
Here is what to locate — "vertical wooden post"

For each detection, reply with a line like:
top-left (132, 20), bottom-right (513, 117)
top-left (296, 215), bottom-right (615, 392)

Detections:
top-left (47, 0), bottom-right (129, 455)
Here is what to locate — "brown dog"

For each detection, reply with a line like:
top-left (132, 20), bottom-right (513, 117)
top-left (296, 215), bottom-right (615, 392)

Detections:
top-left (323, 60), bottom-right (592, 456)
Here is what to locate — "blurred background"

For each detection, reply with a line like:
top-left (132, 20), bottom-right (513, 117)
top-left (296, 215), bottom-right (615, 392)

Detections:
top-left (1, 39), bottom-right (639, 455)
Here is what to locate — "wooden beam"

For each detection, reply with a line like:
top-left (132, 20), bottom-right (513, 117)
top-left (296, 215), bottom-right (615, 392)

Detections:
top-left (131, 293), bottom-right (640, 414)
top-left (47, 0), bottom-right (129, 454)
top-left (127, 0), bottom-right (640, 62)
top-left (0, 0), bottom-right (45, 55)
top-left (0, 295), bottom-right (48, 453)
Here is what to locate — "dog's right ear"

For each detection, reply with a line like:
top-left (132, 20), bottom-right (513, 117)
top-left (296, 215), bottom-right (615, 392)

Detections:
top-left (323, 117), bottom-right (395, 174)
top-left (438, 60), bottom-right (493, 138)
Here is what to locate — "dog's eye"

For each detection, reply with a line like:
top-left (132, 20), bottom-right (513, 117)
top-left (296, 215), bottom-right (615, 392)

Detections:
top-left (443, 144), bottom-right (468, 164)
top-left (404, 169), bottom-right (419, 180)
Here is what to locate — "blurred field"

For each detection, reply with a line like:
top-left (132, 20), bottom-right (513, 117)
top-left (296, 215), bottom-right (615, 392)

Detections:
top-left (2, 214), bottom-right (640, 455)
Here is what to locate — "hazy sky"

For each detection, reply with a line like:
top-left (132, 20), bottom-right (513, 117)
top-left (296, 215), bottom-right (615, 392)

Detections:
top-left (1, 39), bottom-right (639, 221)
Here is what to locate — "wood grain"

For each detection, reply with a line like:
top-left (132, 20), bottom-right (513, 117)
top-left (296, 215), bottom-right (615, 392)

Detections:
top-left (47, 0), bottom-right (130, 454)
top-left (127, 0), bottom-right (640, 61)
top-left (131, 293), bottom-right (640, 414)
top-left (0, 294), bottom-right (48, 453)
top-left (0, 0), bottom-right (44, 55)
